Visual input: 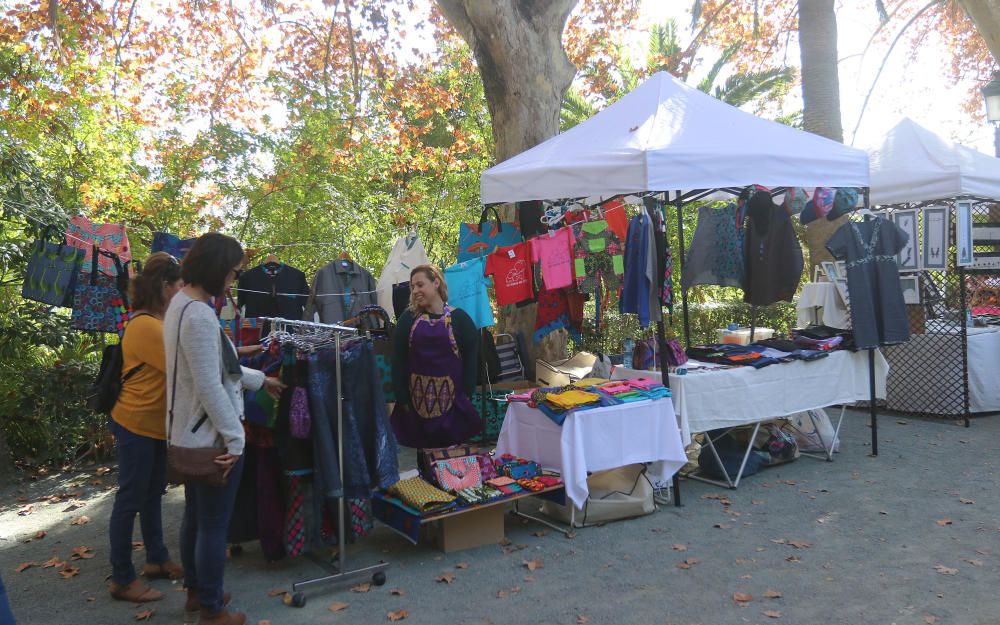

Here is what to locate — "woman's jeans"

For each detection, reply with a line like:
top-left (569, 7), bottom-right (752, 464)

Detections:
top-left (108, 421), bottom-right (170, 586)
top-left (180, 455), bottom-right (244, 613)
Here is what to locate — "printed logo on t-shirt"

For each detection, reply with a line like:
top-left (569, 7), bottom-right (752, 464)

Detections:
top-left (505, 260), bottom-right (529, 288)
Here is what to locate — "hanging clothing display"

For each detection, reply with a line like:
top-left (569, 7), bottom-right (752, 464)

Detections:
top-left (485, 241), bottom-right (534, 306)
top-left (533, 288), bottom-right (585, 344)
top-left (743, 193), bottom-right (804, 306)
top-left (826, 217), bottom-right (910, 349)
top-left (601, 198), bottom-right (630, 243)
top-left (376, 234), bottom-right (429, 317)
top-left (571, 220), bottom-right (624, 294)
top-left (681, 203), bottom-right (745, 290)
top-left (645, 197), bottom-right (671, 319)
top-left (517, 200), bottom-right (548, 239)
top-left (620, 211), bottom-right (654, 327)
top-left (443, 256), bottom-right (495, 329)
top-left (306, 259), bottom-right (378, 324)
top-left (237, 262), bottom-right (310, 320)
top-left (151, 232), bottom-right (196, 260)
top-left (390, 306), bottom-right (482, 448)
top-left (529, 227), bottom-right (574, 290)
top-left (65, 216), bottom-right (131, 275)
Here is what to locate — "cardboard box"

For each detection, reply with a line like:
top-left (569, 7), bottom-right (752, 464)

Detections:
top-left (426, 505), bottom-right (506, 553)
top-left (535, 351), bottom-right (597, 386)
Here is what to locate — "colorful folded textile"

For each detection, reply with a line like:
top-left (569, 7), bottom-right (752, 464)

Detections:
top-left (545, 389), bottom-right (601, 410)
top-left (387, 477), bottom-right (457, 514)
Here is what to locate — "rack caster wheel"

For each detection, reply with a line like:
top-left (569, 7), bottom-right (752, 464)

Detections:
top-left (228, 544), bottom-right (243, 557)
top-left (289, 592), bottom-right (306, 608)
top-left (372, 571), bottom-right (387, 586)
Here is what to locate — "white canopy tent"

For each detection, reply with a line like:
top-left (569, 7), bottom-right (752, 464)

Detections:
top-left (480, 71), bottom-right (870, 204)
top-left (867, 117), bottom-right (1000, 206)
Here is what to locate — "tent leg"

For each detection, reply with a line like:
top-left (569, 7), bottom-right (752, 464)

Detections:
top-left (675, 191), bottom-right (691, 348)
top-left (869, 348), bottom-right (878, 456)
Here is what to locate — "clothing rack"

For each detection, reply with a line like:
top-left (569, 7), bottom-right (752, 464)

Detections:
top-left (258, 316), bottom-right (388, 606)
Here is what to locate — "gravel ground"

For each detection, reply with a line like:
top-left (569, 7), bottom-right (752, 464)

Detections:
top-left (0, 408), bottom-right (997, 625)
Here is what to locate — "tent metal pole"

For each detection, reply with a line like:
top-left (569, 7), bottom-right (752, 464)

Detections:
top-left (675, 190), bottom-right (691, 348)
top-left (869, 348), bottom-right (878, 456)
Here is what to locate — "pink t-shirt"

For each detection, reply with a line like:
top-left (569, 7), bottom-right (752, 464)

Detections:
top-left (529, 226), bottom-right (574, 290)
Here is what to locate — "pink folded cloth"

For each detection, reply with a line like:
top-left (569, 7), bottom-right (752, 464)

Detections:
top-left (507, 390), bottom-right (536, 402)
top-left (595, 383), bottom-right (632, 394)
top-left (626, 378), bottom-right (660, 390)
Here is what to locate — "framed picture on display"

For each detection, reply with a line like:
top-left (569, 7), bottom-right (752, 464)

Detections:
top-left (832, 278), bottom-right (849, 306)
top-left (813, 266), bottom-right (828, 283)
top-left (892, 209), bottom-right (919, 271)
top-left (921, 206), bottom-right (948, 271)
top-left (899, 275), bottom-right (920, 304)
top-left (956, 201), bottom-right (974, 267)
top-left (835, 261), bottom-right (846, 279)
top-left (821, 261), bottom-right (838, 282)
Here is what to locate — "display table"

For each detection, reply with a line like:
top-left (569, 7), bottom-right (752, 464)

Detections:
top-left (796, 282), bottom-right (850, 329)
top-left (495, 398), bottom-right (686, 509)
top-left (613, 349), bottom-right (887, 445)
top-left (885, 325), bottom-right (1000, 414)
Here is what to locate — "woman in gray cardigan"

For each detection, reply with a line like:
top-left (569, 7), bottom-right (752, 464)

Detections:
top-left (164, 233), bottom-right (284, 625)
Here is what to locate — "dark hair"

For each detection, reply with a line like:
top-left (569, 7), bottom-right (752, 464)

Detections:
top-left (181, 233), bottom-right (245, 297)
top-left (129, 252), bottom-right (182, 312)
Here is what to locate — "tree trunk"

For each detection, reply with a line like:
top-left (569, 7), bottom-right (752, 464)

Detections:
top-left (798, 0), bottom-right (847, 272)
top-left (957, 0), bottom-right (1000, 63)
top-left (436, 0), bottom-right (579, 379)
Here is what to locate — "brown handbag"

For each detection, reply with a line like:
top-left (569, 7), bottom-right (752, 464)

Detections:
top-left (165, 300), bottom-right (229, 488)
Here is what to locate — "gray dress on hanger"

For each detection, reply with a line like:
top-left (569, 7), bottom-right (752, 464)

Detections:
top-left (681, 203), bottom-right (746, 290)
top-left (826, 216), bottom-right (910, 350)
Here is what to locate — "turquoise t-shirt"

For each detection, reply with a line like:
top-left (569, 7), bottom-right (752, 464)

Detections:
top-left (444, 257), bottom-right (495, 329)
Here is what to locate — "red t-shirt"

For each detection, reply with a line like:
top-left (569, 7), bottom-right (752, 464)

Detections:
top-left (485, 242), bottom-right (534, 305)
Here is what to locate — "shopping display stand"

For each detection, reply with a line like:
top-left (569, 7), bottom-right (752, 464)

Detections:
top-left (260, 317), bottom-right (389, 608)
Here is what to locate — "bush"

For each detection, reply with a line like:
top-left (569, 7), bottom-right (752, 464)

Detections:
top-left (0, 358), bottom-right (111, 466)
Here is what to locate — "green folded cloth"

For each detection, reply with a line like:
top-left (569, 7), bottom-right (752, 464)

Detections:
top-left (387, 477), bottom-right (457, 513)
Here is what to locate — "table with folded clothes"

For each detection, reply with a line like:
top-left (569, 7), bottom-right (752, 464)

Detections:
top-left (611, 327), bottom-right (887, 446)
top-left (495, 377), bottom-right (687, 509)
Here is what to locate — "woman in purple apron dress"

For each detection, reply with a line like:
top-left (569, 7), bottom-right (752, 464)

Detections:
top-left (390, 265), bottom-right (482, 448)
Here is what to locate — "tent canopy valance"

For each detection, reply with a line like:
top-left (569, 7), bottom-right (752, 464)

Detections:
top-left (866, 118), bottom-right (1000, 206)
top-left (480, 71), bottom-right (870, 205)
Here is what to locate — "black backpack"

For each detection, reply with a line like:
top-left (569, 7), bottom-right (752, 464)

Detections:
top-left (86, 313), bottom-right (150, 414)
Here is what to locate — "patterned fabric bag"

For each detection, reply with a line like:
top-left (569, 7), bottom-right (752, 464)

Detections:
top-left (457, 206), bottom-right (522, 262)
top-left (664, 337), bottom-right (688, 367)
top-left (71, 248), bottom-right (130, 335)
top-left (433, 456), bottom-right (482, 492)
top-left (21, 227), bottom-right (85, 307)
top-left (65, 216), bottom-right (131, 275)
top-left (151, 232), bottom-right (196, 260)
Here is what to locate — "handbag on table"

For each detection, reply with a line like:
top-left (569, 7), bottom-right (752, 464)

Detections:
top-left (21, 226), bottom-right (85, 307)
top-left (433, 456), bottom-right (483, 492)
top-left (457, 206), bottom-right (522, 263)
top-left (165, 300), bottom-right (229, 488)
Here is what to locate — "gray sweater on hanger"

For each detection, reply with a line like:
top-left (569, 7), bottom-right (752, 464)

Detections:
top-left (305, 258), bottom-right (378, 323)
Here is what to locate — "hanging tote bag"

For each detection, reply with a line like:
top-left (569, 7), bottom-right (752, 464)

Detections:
top-left (21, 227), bottom-right (86, 307)
top-left (457, 206), bottom-right (522, 262)
top-left (71, 247), bottom-right (131, 335)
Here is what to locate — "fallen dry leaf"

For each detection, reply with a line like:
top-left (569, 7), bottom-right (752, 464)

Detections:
top-left (676, 558), bottom-right (699, 570)
top-left (42, 556), bottom-right (65, 569)
top-left (134, 608), bottom-right (154, 621)
top-left (15, 562), bottom-right (35, 573)
top-left (70, 515), bottom-right (90, 526)
top-left (132, 541), bottom-right (144, 551)
top-left (267, 588), bottom-right (287, 597)
top-left (960, 498), bottom-right (975, 505)
top-left (328, 602), bottom-right (349, 612)
top-left (896, 420), bottom-right (908, 425)
top-left (763, 609), bottom-right (783, 618)
top-left (785, 555), bottom-right (801, 563)
top-left (733, 592), bottom-right (753, 604)
top-left (788, 540), bottom-right (812, 549)
top-left (96, 467), bottom-right (112, 476)
top-left (34, 531), bottom-right (46, 540)
top-left (510, 586), bottom-right (521, 594)
top-left (770, 538), bottom-right (787, 545)
top-left (523, 559), bottom-right (543, 571)
top-left (936, 519), bottom-right (953, 526)
top-left (496, 590), bottom-right (508, 599)
top-left (390, 588), bottom-right (404, 596)
top-left (499, 537), bottom-right (512, 546)
top-left (62, 503), bottom-right (83, 513)
top-left (435, 573), bottom-right (454, 584)
top-left (17, 505), bottom-right (33, 516)
top-left (924, 616), bottom-right (938, 624)
top-left (71, 546), bottom-right (95, 560)
top-left (671, 544), bottom-right (688, 552)
top-left (524, 575), bottom-right (536, 582)
top-left (532, 530), bottom-right (548, 537)
top-left (59, 565), bottom-right (81, 579)
top-left (352, 582), bottom-right (372, 592)
top-left (714, 523), bottom-right (732, 529)
top-left (879, 510), bottom-right (888, 515)
top-left (258, 621), bottom-right (271, 625)
top-left (961, 558), bottom-right (984, 567)
top-left (934, 565), bottom-right (958, 575)
top-left (751, 499), bottom-right (764, 505)
top-left (387, 609), bottom-right (409, 621)
top-left (455, 562), bottom-right (469, 570)
top-left (763, 589), bottom-right (782, 599)
top-left (577, 616), bottom-right (590, 624)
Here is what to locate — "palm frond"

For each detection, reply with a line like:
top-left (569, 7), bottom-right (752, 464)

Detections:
top-left (560, 88), bottom-right (597, 131)
top-left (714, 66), bottom-right (797, 108)
top-left (697, 42), bottom-right (741, 93)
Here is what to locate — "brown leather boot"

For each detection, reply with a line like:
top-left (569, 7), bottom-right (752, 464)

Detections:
top-left (198, 607), bottom-right (246, 625)
top-left (142, 560), bottom-right (184, 580)
top-left (185, 589), bottom-right (232, 622)
top-left (109, 579), bottom-right (163, 603)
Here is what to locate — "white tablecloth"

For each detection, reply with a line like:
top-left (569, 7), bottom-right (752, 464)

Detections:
top-left (495, 399), bottom-right (686, 508)
top-left (796, 282), bottom-right (850, 329)
top-left (612, 349), bottom-right (888, 443)
top-left (885, 326), bottom-right (1000, 414)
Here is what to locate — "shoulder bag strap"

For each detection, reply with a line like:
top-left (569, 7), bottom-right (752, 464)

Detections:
top-left (478, 205), bottom-right (502, 231)
top-left (120, 312), bottom-right (154, 383)
top-left (167, 301), bottom-right (197, 447)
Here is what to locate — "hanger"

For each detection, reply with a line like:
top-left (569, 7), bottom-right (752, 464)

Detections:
top-left (338, 250), bottom-right (352, 262)
top-left (263, 252), bottom-right (279, 265)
